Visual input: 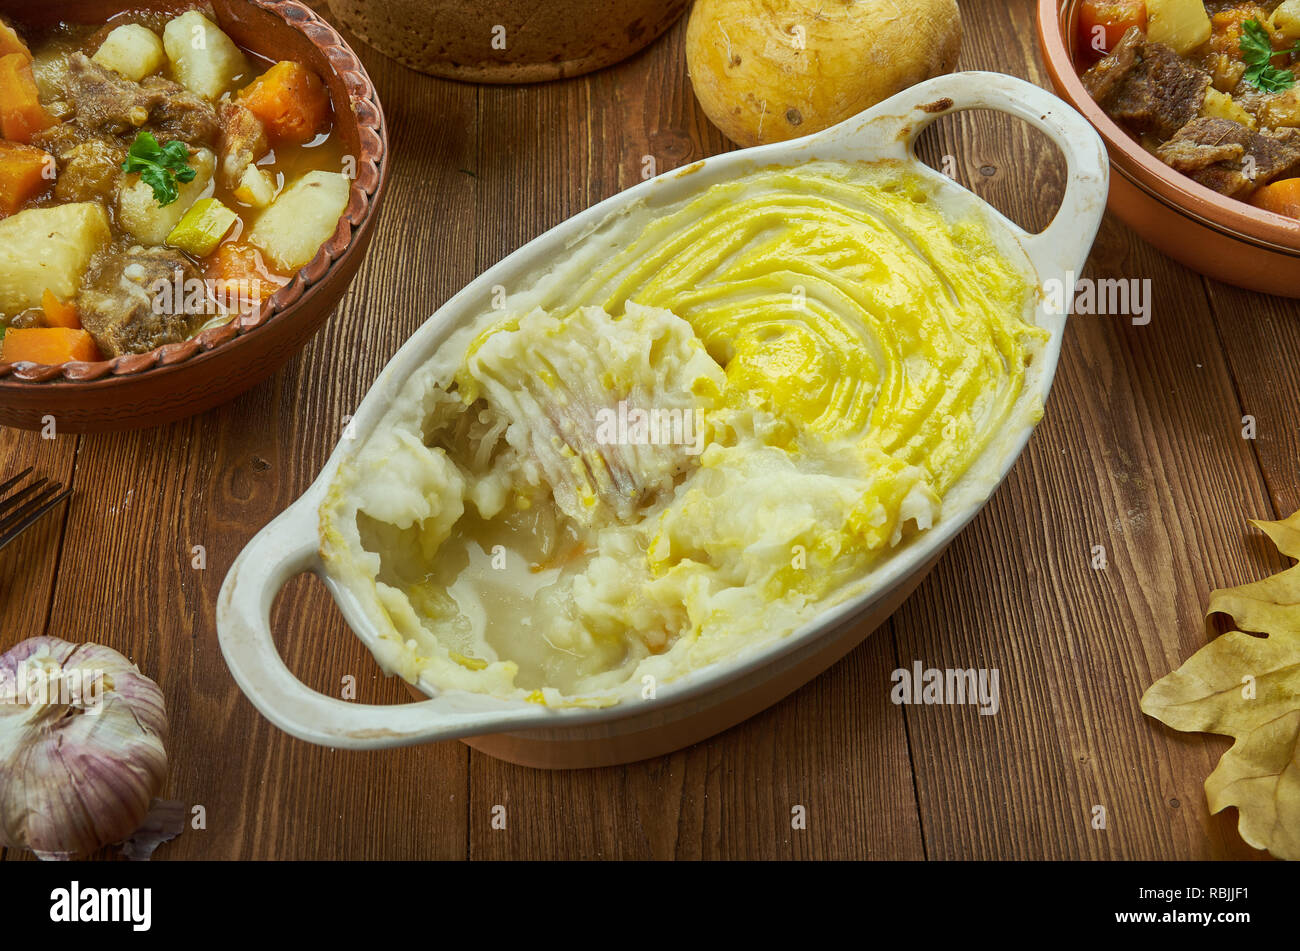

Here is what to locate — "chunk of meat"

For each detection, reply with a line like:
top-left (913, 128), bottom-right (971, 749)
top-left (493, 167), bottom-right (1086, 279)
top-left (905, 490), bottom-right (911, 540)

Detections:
top-left (30, 122), bottom-right (129, 203)
top-left (62, 53), bottom-right (219, 146)
top-left (217, 101), bottom-right (266, 189)
top-left (1081, 23), bottom-right (1141, 103)
top-left (1082, 27), bottom-right (1211, 139)
top-left (1155, 117), bottom-right (1300, 196)
top-left (29, 123), bottom-right (125, 203)
top-left (56, 138), bottom-right (125, 203)
top-left (77, 245), bottom-right (204, 357)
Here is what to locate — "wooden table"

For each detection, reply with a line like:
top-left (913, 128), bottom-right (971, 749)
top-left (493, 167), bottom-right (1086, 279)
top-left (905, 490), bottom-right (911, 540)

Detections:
top-left (2, 0), bottom-right (1289, 860)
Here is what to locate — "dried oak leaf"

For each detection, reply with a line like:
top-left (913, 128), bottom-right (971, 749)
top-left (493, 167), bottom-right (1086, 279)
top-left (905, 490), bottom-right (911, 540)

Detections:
top-left (1141, 509), bottom-right (1300, 861)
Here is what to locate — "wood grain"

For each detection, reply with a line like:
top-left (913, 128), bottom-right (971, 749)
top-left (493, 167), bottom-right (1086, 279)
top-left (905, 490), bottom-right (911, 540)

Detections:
top-left (0, 433), bottom-right (76, 638)
top-left (893, 0), bottom-right (1281, 860)
top-left (2, 0), bottom-right (1294, 861)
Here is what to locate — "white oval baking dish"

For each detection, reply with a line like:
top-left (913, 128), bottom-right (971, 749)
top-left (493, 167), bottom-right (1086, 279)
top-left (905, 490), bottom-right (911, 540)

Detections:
top-left (217, 71), bottom-right (1108, 768)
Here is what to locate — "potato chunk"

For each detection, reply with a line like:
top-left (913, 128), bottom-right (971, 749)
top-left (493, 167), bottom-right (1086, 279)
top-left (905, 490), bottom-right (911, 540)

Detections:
top-left (1147, 0), bottom-right (1212, 55)
top-left (1273, 0), bottom-right (1300, 41)
top-left (247, 170), bottom-right (349, 271)
top-left (1202, 87), bottom-right (1257, 128)
top-left (118, 147), bottom-right (215, 245)
top-left (1261, 87), bottom-right (1300, 127)
top-left (30, 46), bottom-right (71, 102)
top-left (162, 11), bottom-right (250, 100)
top-left (92, 24), bottom-right (166, 82)
top-left (0, 202), bottom-right (111, 315)
top-left (233, 165), bottom-right (275, 208)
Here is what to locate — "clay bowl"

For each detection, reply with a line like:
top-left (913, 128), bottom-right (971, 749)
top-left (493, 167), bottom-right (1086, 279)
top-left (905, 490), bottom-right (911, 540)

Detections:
top-left (0, 0), bottom-right (388, 432)
top-left (325, 0), bottom-right (688, 83)
top-left (1038, 0), bottom-right (1300, 297)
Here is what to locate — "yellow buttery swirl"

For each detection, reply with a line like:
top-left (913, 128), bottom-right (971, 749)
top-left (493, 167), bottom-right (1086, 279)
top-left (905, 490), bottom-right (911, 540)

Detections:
top-left (553, 162), bottom-right (1046, 499)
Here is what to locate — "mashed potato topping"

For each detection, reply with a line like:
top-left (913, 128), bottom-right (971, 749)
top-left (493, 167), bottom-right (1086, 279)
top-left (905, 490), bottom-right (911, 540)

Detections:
top-left (320, 161), bottom-right (1047, 703)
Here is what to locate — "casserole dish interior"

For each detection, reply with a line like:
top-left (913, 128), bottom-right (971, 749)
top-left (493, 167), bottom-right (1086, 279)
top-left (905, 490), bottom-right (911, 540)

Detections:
top-left (217, 71), bottom-right (1109, 763)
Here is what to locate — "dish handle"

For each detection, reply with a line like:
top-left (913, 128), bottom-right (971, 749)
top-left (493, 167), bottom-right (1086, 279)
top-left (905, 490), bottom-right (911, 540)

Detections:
top-left (873, 70), bottom-right (1109, 275)
top-left (216, 498), bottom-right (473, 749)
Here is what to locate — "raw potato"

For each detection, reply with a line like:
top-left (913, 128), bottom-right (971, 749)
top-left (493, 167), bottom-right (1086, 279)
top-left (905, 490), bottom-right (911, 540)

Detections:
top-left (162, 11), bottom-right (250, 100)
top-left (0, 202), bottom-right (110, 314)
top-left (1202, 87), bottom-right (1256, 128)
top-left (1145, 0), bottom-right (1212, 55)
top-left (118, 148), bottom-right (215, 245)
top-left (92, 24), bottom-right (166, 82)
top-left (686, 0), bottom-right (961, 147)
top-left (247, 170), bottom-right (349, 271)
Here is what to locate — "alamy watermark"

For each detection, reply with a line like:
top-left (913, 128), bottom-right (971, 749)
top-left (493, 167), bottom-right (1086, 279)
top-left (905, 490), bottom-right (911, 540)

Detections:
top-left (0, 660), bottom-right (105, 715)
top-left (149, 275), bottom-right (269, 319)
top-left (594, 401), bottom-right (707, 456)
top-left (890, 661), bottom-right (1000, 716)
top-left (1043, 270), bottom-right (1151, 325)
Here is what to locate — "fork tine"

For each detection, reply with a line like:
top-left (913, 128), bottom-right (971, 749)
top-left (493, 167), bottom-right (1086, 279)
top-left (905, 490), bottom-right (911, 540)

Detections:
top-left (0, 481), bottom-right (63, 534)
top-left (0, 484), bottom-right (71, 553)
top-left (0, 476), bottom-right (49, 520)
top-left (0, 467), bottom-right (35, 500)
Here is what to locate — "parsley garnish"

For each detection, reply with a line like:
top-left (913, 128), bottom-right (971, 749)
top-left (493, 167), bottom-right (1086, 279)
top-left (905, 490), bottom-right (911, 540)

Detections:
top-left (1240, 19), bottom-right (1300, 93)
top-left (121, 131), bottom-right (196, 207)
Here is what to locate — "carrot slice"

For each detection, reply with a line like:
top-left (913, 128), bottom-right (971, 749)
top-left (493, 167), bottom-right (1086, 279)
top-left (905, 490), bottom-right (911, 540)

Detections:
top-left (1077, 0), bottom-right (1146, 58)
top-left (1250, 178), bottom-right (1300, 220)
top-left (0, 141), bottom-right (52, 216)
top-left (41, 289), bottom-right (80, 329)
top-left (0, 53), bottom-right (53, 144)
top-left (238, 61), bottom-right (331, 145)
top-left (1, 327), bottom-right (101, 364)
top-left (205, 242), bottom-right (288, 310)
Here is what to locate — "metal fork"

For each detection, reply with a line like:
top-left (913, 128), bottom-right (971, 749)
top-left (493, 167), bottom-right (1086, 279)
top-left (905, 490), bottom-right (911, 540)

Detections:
top-left (0, 468), bottom-right (72, 552)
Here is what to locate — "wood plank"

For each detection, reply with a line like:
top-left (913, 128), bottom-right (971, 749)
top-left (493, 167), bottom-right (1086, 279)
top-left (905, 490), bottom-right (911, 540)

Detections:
top-left (1200, 280), bottom-right (1300, 857)
top-left (0, 427), bottom-right (77, 865)
top-left (0, 430), bottom-right (77, 637)
top-left (469, 629), bottom-right (923, 859)
top-left (893, 225), bottom-right (1279, 858)
top-left (886, 0), bottom-right (1278, 859)
top-left (1205, 280), bottom-right (1300, 519)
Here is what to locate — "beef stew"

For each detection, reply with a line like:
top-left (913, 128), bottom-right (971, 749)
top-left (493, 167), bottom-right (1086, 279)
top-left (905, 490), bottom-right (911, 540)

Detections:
top-left (0, 4), bottom-right (350, 365)
top-left (1078, 0), bottom-right (1300, 219)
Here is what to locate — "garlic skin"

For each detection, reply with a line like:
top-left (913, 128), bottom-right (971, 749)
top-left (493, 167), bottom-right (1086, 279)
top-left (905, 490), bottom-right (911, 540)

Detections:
top-left (0, 637), bottom-right (168, 860)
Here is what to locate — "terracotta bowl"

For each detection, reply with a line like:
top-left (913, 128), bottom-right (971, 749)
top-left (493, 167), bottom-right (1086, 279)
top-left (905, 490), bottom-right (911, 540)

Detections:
top-left (0, 0), bottom-right (388, 432)
top-left (325, 0), bottom-right (688, 83)
top-left (1037, 0), bottom-right (1300, 297)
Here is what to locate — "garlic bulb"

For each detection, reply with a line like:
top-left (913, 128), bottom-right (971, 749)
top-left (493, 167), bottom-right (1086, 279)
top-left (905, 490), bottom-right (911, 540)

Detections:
top-left (0, 637), bottom-right (168, 860)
